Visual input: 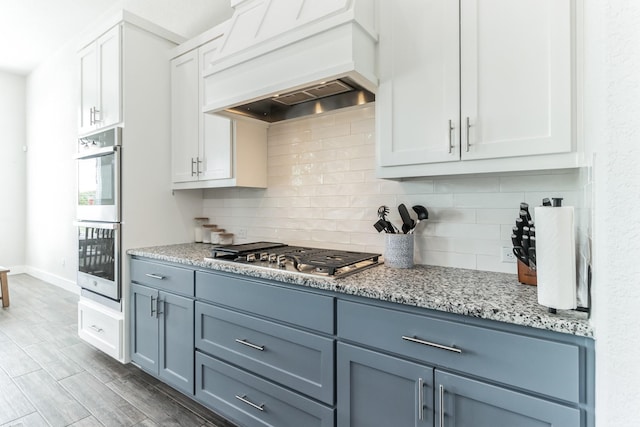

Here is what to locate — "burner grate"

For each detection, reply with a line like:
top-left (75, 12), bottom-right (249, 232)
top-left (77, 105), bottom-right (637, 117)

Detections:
top-left (210, 243), bottom-right (380, 277)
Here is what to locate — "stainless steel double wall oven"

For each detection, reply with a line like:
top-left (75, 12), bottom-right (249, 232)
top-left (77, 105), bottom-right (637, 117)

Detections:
top-left (75, 126), bottom-right (122, 302)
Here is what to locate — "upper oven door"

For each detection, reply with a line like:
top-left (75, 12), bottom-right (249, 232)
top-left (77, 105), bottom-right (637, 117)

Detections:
top-left (76, 145), bottom-right (121, 222)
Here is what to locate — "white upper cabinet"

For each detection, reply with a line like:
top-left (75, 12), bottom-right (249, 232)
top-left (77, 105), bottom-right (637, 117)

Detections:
top-left (377, 0), bottom-right (578, 178)
top-left (79, 25), bottom-right (121, 134)
top-left (170, 38), bottom-right (267, 189)
top-left (171, 49), bottom-right (200, 183)
top-left (377, 0), bottom-right (460, 166)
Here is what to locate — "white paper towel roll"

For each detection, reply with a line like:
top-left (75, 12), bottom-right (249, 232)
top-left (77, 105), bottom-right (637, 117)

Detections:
top-left (534, 206), bottom-right (577, 310)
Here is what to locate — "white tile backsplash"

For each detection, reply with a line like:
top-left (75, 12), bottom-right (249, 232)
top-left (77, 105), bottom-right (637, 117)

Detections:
top-left (203, 104), bottom-right (591, 277)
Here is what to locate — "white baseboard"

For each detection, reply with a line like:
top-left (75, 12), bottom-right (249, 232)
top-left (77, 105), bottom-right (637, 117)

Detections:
top-left (24, 266), bottom-right (80, 295)
top-left (5, 265), bottom-right (27, 275)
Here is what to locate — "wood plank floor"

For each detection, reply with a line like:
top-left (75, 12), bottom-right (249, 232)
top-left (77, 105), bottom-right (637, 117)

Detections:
top-left (0, 274), bottom-right (237, 427)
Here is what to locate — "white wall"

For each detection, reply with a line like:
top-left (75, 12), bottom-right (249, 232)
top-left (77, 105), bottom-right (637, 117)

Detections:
top-left (589, 1), bottom-right (640, 425)
top-left (0, 71), bottom-right (26, 272)
top-left (24, 40), bottom-right (79, 290)
top-left (203, 106), bottom-right (590, 286)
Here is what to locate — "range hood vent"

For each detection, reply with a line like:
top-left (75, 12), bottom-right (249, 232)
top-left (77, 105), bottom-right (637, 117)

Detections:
top-left (273, 80), bottom-right (353, 106)
top-left (200, 0), bottom-right (378, 123)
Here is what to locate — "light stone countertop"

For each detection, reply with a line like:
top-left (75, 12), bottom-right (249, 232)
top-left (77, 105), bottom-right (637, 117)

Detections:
top-left (128, 243), bottom-right (593, 338)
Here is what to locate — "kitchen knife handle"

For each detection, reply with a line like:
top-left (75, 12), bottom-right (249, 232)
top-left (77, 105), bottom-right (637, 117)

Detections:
top-left (465, 117), bottom-right (471, 152)
top-left (448, 120), bottom-right (455, 154)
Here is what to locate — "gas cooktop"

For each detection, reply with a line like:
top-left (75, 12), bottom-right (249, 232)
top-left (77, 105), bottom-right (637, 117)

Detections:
top-left (207, 242), bottom-right (382, 278)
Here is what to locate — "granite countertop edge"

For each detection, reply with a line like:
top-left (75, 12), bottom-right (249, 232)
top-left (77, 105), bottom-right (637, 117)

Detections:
top-left (128, 244), bottom-right (593, 338)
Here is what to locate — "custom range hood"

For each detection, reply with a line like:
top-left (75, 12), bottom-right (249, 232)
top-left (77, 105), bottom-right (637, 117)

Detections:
top-left (201, 0), bottom-right (378, 123)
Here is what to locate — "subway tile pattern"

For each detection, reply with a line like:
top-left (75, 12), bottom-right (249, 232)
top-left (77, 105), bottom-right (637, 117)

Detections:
top-left (127, 244), bottom-right (592, 337)
top-left (202, 105), bottom-right (590, 280)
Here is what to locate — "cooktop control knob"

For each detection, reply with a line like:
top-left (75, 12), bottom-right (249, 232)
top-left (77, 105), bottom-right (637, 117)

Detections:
top-left (260, 252), bottom-right (269, 261)
top-left (268, 253), bottom-right (277, 263)
top-left (246, 253), bottom-right (256, 262)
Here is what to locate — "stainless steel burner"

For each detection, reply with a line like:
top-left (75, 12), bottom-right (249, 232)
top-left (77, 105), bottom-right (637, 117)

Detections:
top-left (209, 242), bottom-right (381, 278)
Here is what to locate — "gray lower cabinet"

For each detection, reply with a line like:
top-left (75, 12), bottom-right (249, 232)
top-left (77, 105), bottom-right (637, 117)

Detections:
top-left (435, 371), bottom-right (580, 427)
top-left (130, 282), bottom-right (195, 395)
top-left (194, 270), bottom-right (336, 427)
top-left (337, 342), bottom-right (433, 427)
top-left (129, 258), bottom-right (593, 427)
top-left (196, 351), bottom-right (334, 427)
top-left (338, 341), bottom-right (581, 427)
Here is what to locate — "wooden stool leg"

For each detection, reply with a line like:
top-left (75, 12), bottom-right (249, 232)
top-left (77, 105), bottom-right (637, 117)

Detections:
top-left (0, 271), bottom-right (9, 308)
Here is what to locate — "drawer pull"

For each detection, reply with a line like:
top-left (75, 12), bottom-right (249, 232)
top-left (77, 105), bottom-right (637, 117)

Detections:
top-left (145, 273), bottom-right (165, 280)
top-left (402, 335), bottom-right (462, 354)
top-left (418, 377), bottom-right (424, 421)
top-left (90, 325), bottom-right (104, 333)
top-left (235, 338), bottom-right (265, 351)
top-left (439, 384), bottom-right (445, 427)
top-left (235, 394), bottom-right (265, 412)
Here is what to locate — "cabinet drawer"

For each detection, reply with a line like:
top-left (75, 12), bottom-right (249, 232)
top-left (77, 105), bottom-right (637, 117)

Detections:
top-left (338, 300), bottom-right (581, 403)
top-left (196, 271), bottom-right (334, 334)
top-left (196, 351), bottom-right (334, 427)
top-left (131, 258), bottom-right (194, 296)
top-left (196, 302), bottom-right (334, 404)
top-left (78, 299), bottom-right (123, 360)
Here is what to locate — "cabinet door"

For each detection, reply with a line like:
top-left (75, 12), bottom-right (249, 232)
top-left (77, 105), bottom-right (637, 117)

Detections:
top-left (79, 43), bottom-right (98, 134)
top-left (200, 114), bottom-right (233, 180)
top-left (96, 25), bottom-right (121, 129)
top-left (435, 371), bottom-right (580, 427)
top-left (460, 0), bottom-right (572, 160)
top-left (337, 342), bottom-right (433, 427)
top-left (171, 50), bottom-right (200, 183)
top-left (377, 0), bottom-right (459, 166)
top-left (159, 291), bottom-right (194, 395)
top-left (130, 283), bottom-right (159, 374)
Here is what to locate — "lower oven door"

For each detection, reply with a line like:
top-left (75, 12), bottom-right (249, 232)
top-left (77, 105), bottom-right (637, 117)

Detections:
top-left (76, 221), bottom-right (121, 301)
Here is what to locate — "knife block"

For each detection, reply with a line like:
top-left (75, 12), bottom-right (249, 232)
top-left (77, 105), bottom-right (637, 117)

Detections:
top-left (517, 260), bottom-right (537, 285)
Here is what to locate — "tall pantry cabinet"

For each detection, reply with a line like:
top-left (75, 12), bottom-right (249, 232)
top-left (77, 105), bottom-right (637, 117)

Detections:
top-left (376, 0), bottom-right (579, 178)
top-left (76, 11), bottom-right (202, 363)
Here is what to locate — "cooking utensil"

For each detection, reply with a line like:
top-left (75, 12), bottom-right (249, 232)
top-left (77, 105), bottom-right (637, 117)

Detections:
top-left (373, 219), bottom-right (387, 233)
top-left (378, 205), bottom-right (397, 233)
top-left (398, 204), bottom-right (414, 234)
top-left (409, 205), bottom-right (429, 234)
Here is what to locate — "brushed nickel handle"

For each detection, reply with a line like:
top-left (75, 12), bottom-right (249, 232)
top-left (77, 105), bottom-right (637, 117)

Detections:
top-left (235, 338), bottom-right (265, 351)
top-left (90, 325), bottom-right (103, 333)
top-left (191, 158), bottom-right (197, 176)
top-left (157, 299), bottom-right (164, 317)
top-left (448, 120), bottom-right (455, 154)
top-left (235, 394), bottom-right (265, 412)
top-left (93, 107), bottom-right (102, 123)
top-left (145, 273), bottom-right (165, 280)
top-left (197, 157), bottom-right (202, 176)
top-left (402, 335), bottom-right (462, 354)
top-left (439, 385), bottom-right (445, 427)
top-left (150, 296), bottom-right (156, 316)
top-left (89, 107), bottom-right (94, 125)
top-left (418, 377), bottom-right (424, 421)
top-left (465, 116), bottom-right (471, 152)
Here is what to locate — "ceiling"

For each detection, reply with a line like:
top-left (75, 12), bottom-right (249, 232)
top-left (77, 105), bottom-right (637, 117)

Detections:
top-left (0, 0), bottom-right (121, 75)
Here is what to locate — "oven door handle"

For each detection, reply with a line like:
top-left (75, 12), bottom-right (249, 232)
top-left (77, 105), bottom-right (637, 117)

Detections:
top-left (74, 221), bottom-right (120, 230)
top-left (75, 145), bottom-right (119, 160)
